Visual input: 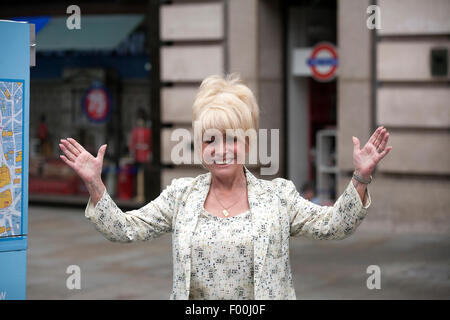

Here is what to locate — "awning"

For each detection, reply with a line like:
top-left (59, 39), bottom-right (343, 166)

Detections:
top-left (10, 16), bottom-right (51, 33)
top-left (34, 14), bottom-right (144, 51)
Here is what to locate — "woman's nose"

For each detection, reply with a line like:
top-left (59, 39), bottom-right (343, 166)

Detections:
top-left (213, 140), bottom-right (231, 156)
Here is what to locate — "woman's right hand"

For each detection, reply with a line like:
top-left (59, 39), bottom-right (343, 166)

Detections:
top-left (59, 138), bottom-right (107, 205)
top-left (59, 138), bottom-right (107, 185)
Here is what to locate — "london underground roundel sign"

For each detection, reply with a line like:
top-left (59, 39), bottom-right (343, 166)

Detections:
top-left (82, 82), bottom-right (112, 123)
top-left (307, 42), bottom-right (338, 82)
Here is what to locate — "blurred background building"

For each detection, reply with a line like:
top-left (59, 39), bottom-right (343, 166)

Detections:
top-left (2, 0), bottom-right (449, 233)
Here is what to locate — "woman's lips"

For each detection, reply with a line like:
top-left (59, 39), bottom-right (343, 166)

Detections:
top-left (213, 163), bottom-right (232, 168)
top-left (212, 158), bottom-right (234, 166)
top-left (214, 160), bottom-right (232, 164)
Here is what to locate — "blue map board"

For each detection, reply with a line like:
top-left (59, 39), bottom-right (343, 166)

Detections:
top-left (0, 20), bottom-right (30, 300)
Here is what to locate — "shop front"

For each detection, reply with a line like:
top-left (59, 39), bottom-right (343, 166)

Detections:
top-left (26, 14), bottom-right (152, 207)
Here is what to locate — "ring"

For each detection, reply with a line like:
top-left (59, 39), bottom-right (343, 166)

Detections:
top-left (377, 148), bottom-right (382, 153)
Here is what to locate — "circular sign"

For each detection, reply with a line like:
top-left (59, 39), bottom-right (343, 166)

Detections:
top-left (307, 42), bottom-right (338, 82)
top-left (82, 83), bottom-right (112, 123)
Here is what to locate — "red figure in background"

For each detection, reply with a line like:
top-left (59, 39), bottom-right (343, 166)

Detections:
top-left (129, 109), bottom-right (152, 163)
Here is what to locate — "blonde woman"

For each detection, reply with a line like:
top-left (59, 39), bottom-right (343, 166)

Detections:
top-left (59, 74), bottom-right (392, 300)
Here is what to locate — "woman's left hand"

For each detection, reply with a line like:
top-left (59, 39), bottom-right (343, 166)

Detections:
top-left (352, 126), bottom-right (392, 179)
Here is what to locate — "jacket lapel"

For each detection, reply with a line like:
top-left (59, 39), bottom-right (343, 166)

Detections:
top-left (180, 171), bottom-right (211, 297)
top-left (244, 167), bottom-right (274, 299)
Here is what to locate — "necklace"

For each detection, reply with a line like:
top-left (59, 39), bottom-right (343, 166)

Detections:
top-left (211, 183), bottom-right (247, 217)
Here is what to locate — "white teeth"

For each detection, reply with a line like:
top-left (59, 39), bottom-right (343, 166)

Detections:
top-left (214, 158), bottom-right (233, 164)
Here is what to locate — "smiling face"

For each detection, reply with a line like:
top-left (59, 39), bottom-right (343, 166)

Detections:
top-left (192, 74), bottom-right (260, 179)
top-left (201, 131), bottom-right (248, 179)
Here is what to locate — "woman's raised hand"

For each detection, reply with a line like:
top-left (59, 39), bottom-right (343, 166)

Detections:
top-left (59, 138), bottom-right (107, 185)
top-left (352, 126), bottom-right (392, 179)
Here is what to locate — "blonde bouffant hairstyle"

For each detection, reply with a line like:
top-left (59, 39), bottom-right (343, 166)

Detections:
top-left (192, 74), bottom-right (260, 149)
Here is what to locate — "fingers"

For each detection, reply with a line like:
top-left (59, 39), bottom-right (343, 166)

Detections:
top-left (352, 136), bottom-right (360, 153)
top-left (374, 127), bottom-right (386, 148)
top-left (60, 139), bottom-right (80, 157)
top-left (60, 155), bottom-right (75, 169)
top-left (67, 137), bottom-right (86, 154)
top-left (59, 142), bottom-right (77, 162)
top-left (378, 146), bottom-right (392, 160)
top-left (96, 144), bottom-right (107, 163)
top-left (369, 126), bottom-right (383, 145)
top-left (377, 131), bottom-right (390, 151)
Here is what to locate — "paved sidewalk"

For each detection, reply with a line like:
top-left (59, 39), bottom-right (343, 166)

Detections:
top-left (26, 204), bottom-right (450, 299)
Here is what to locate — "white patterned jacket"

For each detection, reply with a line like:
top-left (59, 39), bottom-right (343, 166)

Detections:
top-left (85, 166), bottom-right (371, 300)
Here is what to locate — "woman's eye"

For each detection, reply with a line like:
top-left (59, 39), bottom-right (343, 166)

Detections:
top-left (204, 137), bottom-right (215, 144)
top-left (226, 137), bottom-right (237, 144)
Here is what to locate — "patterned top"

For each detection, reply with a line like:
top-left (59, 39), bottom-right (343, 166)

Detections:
top-left (85, 166), bottom-right (371, 299)
top-left (189, 209), bottom-right (254, 300)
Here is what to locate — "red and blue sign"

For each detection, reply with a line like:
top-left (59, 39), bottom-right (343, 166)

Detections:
top-left (307, 42), bottom-right (338, 82)
top-left (82, 82), bottom-right (112, 123)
